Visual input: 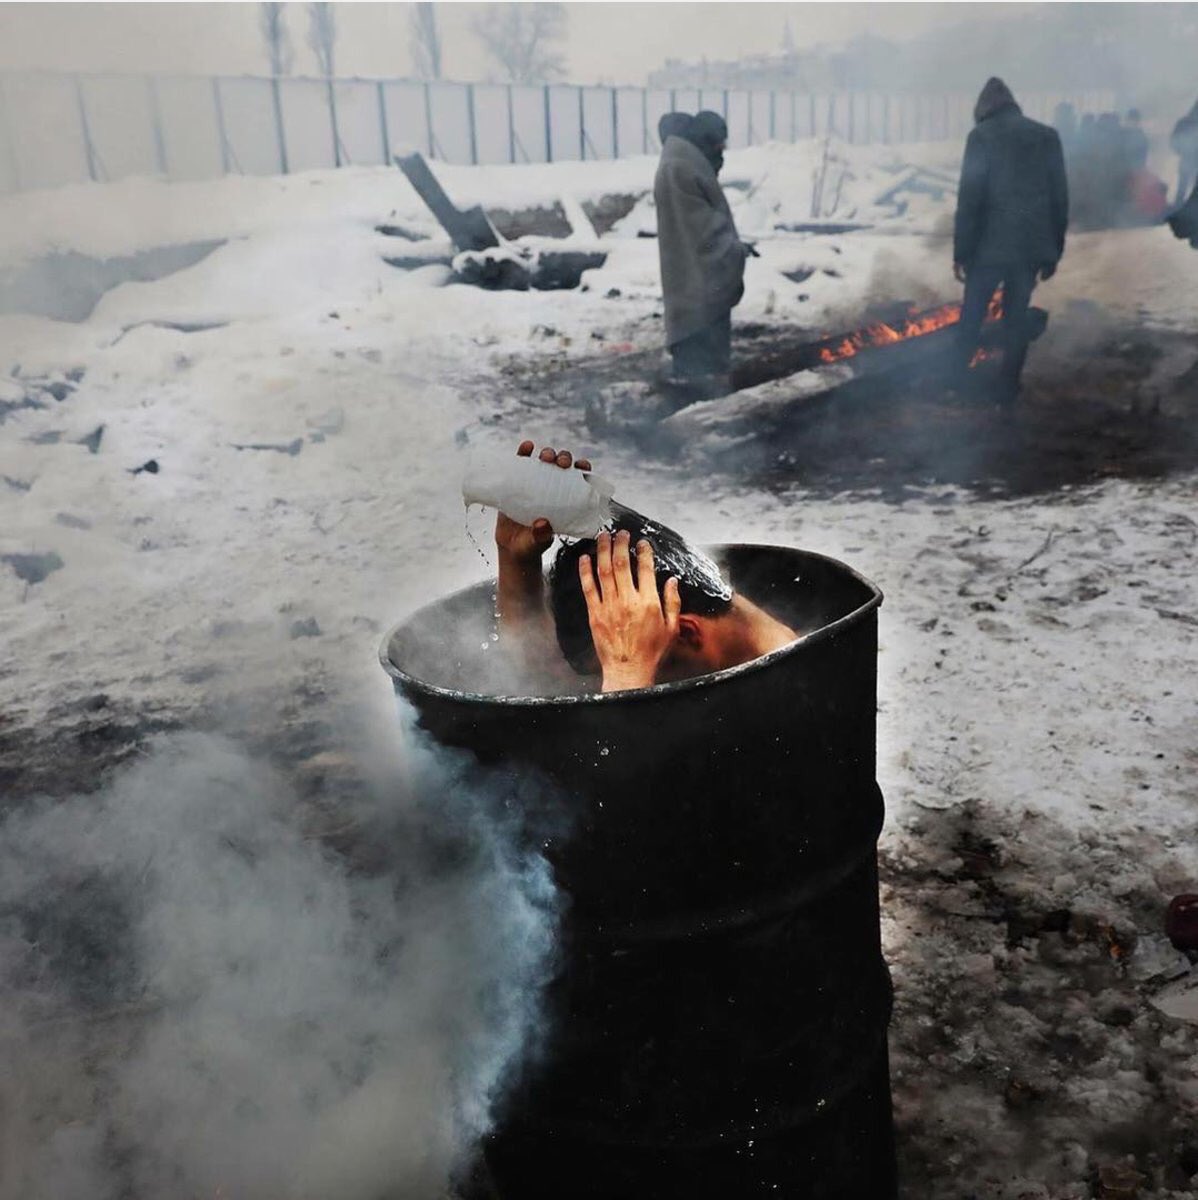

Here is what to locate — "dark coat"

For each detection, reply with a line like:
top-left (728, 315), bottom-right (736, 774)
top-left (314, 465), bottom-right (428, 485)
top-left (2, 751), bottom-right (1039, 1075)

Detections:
top-left (654, 134), bottom-right (746, 346)
top-left (1172, 108), bottom-right (1198, 163)
top-left (954, 95), bottom-right (1069, 271)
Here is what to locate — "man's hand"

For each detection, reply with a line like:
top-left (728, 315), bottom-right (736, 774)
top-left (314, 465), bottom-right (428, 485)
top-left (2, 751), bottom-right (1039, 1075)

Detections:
top-left (496, 440), bottom-right (593, 646)
top-left (579, 531), bottom-right (681, 693)
top-left (1038, 262), bottom-right (1057, 282)
top-left (953, 262), bottom-right (968, 284)
top-left (495, 440), bottom-right (592, 565)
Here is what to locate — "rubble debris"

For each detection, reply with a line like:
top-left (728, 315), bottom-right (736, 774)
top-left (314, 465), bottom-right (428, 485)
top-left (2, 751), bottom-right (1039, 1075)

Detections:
top-left (783, 267), bottom-right (816, 284)
top-left (452, 246), bottom-right (606, 292)
top-left (29, 430), bottom-right (62, 444)
top-left (2, 551), bottom-right (64, 585)
top-left (774, 221), bottom-right (875, 234)
top-left (394, 152), bottom-right (498, 253)
top-left (874, 165), bottom-right (957, 211)
top-left (487, 203), bottom-right (573, 240)
top-left (0, 240), bottom-right (225, 322)
top-left (374, 222), bottom-right (425, 241)
top-left (289, 617), bottom-right (322, 639)
top-left (230, 438), bottom-right (303, 457)
top-left (660, 364), bottom-right (853, 449)
top-left (3, 475), bottom-right (31, 492)
top-left (585, 381), bottom-right (674, 437)
top-left (77, 425), bottom-right (104, 454)
top-left (383, 252), bottom-right (453, 272)
top-left (55, 513), bottom-right (92, 530)
top-left (129, 459), bottom-right (159, 475)
top-left (581, 193), bottom-right (644, 236)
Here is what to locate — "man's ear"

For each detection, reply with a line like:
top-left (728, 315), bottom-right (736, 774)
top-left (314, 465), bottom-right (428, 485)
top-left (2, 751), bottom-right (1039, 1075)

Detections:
top-left (677, 613), bottom-right (704, 651)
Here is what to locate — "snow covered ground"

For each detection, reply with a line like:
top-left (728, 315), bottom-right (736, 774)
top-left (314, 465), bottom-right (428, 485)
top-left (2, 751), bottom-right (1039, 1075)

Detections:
top-left (1, 141), bottom-right (1197, 1199)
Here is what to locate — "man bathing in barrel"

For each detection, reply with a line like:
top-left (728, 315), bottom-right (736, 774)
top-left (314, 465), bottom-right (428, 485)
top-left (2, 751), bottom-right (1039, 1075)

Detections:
top-left (496, 440), bottom-right (796, 693)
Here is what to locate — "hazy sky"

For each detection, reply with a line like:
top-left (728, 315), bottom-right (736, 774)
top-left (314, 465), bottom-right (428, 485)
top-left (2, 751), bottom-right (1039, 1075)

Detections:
top-left (0, 2), bottom-right (1035, 86)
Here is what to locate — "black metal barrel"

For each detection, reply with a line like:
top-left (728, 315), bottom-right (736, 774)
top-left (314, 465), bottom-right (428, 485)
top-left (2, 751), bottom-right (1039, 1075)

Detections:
top-left (380, 545), bottom-right (895, 1200)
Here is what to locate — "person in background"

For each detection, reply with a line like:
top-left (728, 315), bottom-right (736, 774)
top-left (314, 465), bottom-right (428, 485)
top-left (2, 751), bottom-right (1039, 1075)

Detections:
top-left (1171, 99), bottom-right (1198, 205)
top-left (1122, 109), bottom-right (1149, 172)
top-left (1052, 101), bottom-right (1078, 152)
top-left (654, 110), bottom-right (748, 397)
top-left (953, 77), bottom-right (1069, 405)
top-left (657, 110), bottom-right (692, 147)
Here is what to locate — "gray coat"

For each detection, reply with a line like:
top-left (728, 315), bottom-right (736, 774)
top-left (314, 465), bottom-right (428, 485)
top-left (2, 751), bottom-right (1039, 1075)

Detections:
top-left (954, 104), bottom-right (1069, 270)
top-left (654, 135), bottom-right (746, 346)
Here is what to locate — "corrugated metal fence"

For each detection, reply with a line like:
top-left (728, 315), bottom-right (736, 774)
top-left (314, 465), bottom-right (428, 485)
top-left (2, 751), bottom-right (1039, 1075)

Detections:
top-left (0, 71), bottom-right (1114, 193)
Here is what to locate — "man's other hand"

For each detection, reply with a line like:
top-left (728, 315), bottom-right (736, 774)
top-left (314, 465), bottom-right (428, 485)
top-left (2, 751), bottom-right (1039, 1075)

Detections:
top-left (953, 262), bottom-right (968, 284)
top-left (579, 531), bottom-right (681, 693)
top-left (495, 440), bottom-right (593, 563)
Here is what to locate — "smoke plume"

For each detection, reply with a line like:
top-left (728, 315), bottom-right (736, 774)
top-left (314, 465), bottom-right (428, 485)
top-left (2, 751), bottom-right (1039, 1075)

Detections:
top-left (0, 720), bottom-right (556, 1200)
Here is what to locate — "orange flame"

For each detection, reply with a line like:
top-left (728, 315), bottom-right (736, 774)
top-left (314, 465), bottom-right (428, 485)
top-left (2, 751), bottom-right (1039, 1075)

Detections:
top-left (818, 291), bottom-right (1004, 366)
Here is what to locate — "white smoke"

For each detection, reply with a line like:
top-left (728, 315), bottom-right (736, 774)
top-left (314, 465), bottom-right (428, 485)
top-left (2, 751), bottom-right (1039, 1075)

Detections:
top-left (0, 720), bottom-right (556, 1200)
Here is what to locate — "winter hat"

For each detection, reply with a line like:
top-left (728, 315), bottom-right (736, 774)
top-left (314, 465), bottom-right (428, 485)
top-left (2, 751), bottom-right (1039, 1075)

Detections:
top-left (974, 77), bottom-right (1020, 124)
top-left (658, 111), bottom-right (693, 144)
top-left (684, 110), bottom-right (729, 172)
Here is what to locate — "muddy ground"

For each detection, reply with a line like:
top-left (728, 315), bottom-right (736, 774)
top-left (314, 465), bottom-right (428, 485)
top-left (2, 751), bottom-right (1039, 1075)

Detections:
top-left (496, 306), bottom-right (1198, 501)
top-left (3, 301), bottom-right (1198, 1199)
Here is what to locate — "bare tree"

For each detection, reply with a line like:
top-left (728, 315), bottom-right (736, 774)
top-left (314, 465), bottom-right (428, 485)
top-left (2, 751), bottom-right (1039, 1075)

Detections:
top-left (472, 3), bottom-right (567, 84)
top-left (259, 3), bottom-right (294, 76)
top-left (306, 2), bottom-right (342, 166)
top-left (410, 2), bottom-right (443, 80)
top-left (307, 1), bottom-right (337, 76)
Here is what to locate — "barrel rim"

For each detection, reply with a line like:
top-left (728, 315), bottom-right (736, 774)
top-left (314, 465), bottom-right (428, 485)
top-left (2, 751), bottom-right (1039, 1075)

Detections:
top-left (378, 543), bottom-right (882, 708)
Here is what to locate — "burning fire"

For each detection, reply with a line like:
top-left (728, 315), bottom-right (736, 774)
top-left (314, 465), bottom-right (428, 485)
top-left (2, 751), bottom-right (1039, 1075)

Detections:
top-left (818, 292), bottom-right (1004, 365)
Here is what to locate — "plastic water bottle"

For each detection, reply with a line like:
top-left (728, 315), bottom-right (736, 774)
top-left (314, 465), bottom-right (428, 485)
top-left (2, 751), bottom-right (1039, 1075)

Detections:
top-left (461, 448), bottom-right (615, 538)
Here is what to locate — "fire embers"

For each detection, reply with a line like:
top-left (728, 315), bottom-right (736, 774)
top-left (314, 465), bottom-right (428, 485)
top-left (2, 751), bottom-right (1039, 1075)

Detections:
top-left (1165, 894), bottom-right (1198, 953)
top-left (817, 292), bottom-right (1004, 366)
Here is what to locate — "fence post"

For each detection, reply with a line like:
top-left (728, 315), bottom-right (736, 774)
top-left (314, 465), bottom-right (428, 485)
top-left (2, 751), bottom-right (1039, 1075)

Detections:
top-left (424, 81), bottom-right (435, 158)
top-left (326, 77), bottom-right (341, 167)
top-left (466, 82), bottom-right (478, 164)
top-left (611, 87), bottom-right (619, 159)
top-left (506, 84), bottom-right (516, 164)
top-left (578, 85), bottom-right (585, 161)
top-left (543, 84), bottom-right (553, 162)
top-left (273, 76), bottom-right (291, 174)
top-left (376, 80), bottom-right (389, 166)
top-left (211, 77), bottom-right (230, 174)
top-left (0, 77), bottom-right (21, 192)
top-left (73, 75), bottom-right (99, 182)
top-left (146, 76), bottom-right (168, 176)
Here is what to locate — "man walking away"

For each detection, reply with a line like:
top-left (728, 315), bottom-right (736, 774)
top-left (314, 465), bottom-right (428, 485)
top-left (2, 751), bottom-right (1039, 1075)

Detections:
top-left (1171, 99), bottom-right (1198, 206)
top-left (953, 77), bottom-right (1068, 405)
top-left (654, 110), bottom-right (748, 396)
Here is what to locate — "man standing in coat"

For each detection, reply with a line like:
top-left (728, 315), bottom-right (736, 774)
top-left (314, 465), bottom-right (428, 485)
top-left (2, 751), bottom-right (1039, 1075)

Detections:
top-left (1171, 99), bottom-right (1198, 205)
top-left (954, 77), bottom-right (1069, 404)
top-left (654, 110), bottom-right (748, 393)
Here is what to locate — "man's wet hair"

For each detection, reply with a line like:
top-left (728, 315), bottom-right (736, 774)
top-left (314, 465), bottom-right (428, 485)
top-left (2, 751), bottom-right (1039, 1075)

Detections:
top-left (548, 505), bottom-right (733, 675)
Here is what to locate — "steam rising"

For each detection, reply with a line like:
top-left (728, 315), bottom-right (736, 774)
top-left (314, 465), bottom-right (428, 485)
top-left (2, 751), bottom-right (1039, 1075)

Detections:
top-left (0, 722), bottom-right (556, 1200)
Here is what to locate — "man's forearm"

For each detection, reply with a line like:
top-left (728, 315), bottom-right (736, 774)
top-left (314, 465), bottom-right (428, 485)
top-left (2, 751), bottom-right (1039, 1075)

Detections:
top-left (497, 550), bottom-right (548, 637)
